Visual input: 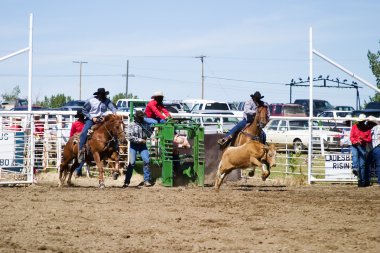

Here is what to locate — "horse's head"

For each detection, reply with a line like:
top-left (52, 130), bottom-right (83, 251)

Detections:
top-left (256, 105), bottom-right (269, 129)
top-left (103, 114), bottom-right (125, 142)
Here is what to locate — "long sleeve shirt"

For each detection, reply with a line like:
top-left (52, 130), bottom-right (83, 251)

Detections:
top-left (82, 97), bottom-right (116, 120)
top-left (70, 120), bottom-right (85, 137)
top-left (127, 121), bottom-right (152, 144)
top-left (350, 123), bottom-right (371, 146)
top-left (145, 100), bottom-right (171, 120)
top-left (243, 99), bottom-right (270, 120)
top-left (371, 125), bottom-right (380, 147)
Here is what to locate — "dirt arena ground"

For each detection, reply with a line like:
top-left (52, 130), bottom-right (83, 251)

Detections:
top-left (1, 173), bottom-right (380, 253)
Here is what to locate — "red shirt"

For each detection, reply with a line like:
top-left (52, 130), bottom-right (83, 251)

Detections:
top-left (70, 120), bottom-right (85, 137)
top-left (35, 122), bottom-right (44, 137)
top-left (350, 123), bottom-right (371, 145)
top-left (145, 100), bottom-right (171, 120)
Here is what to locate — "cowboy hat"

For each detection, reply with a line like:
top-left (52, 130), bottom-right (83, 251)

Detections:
top-left (93, 88), bottom-right (109, 96)
top-left (250, 91), bottom-right (264, 99)
top-left (357, 114), bottom-right (366, 122)
top-left (134, 110), bottom-right (145, 118)
top-left (367, 115), bottom-right (378, 123)
top-left (75, 110), bottom-right (84, 118)
top-left (151, 91), bottom-right (164, 98)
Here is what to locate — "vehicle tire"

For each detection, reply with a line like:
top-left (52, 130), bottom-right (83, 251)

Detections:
top-left (293, 139), bottom-right (303, 156)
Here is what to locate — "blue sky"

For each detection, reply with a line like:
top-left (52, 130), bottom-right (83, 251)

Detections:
top-left (0, 0), bottom-right (379, 108)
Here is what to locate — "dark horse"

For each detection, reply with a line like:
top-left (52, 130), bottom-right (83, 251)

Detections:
top-left (59, 114), bottom-right (125, 188)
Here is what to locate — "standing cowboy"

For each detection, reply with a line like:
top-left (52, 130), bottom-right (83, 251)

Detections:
top-left (217, 91), bottom-right (269, 146)
top-left (78, 88), bottom-right (116, 162)
top-left (123, 110), bottom-right (153, 187)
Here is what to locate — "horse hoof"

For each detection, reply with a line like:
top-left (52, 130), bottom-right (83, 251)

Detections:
top-left (99, 183), bottom-right (105, 189)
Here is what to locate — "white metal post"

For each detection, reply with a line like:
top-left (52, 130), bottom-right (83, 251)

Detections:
top-left (28, 13), bottom-right (33, 112)
top-left (308, 27), bottom-right (313, 184)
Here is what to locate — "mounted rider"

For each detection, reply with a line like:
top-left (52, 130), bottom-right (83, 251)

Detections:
top-left (217, 91), bottom-right (269, 146)
top-left (78, 88), bottom-right (117, 162)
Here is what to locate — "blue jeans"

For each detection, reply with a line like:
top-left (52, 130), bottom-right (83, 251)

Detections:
top-left (79, 119), bottom-right (94, 150)
top-left (351, 144), bottom-right (369, 186)
top-left (366, 146), bottom-right (380, 185)
top-left (226, 118), bottom-right (247, 137)
top-left (144, 117), bottom-right (166, 128)
top-left (74, 161), bottom-right (85, 175)
top-left (124, 143), bottom-right (151, 184)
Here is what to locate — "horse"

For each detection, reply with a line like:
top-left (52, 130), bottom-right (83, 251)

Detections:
top-left (58, 114), bottom-right (125, 188)
top-left (232, 105), bottom-right (269, 147)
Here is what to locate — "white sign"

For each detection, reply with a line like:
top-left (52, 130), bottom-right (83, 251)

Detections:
top-left (325, 154), bottom-right (355, 180)
top-left (0, 131), bottom-right (15, 167)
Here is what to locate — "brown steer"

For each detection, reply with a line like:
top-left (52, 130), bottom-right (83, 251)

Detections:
top-left (215, 141), bottom-right (276, 191)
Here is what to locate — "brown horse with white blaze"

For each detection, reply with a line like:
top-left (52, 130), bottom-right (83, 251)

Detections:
top-left (59, 114), bottom-right (125, 188)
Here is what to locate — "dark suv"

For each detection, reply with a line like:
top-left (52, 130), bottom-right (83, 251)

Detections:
top-left (294, 99), bottom-right (334, 116)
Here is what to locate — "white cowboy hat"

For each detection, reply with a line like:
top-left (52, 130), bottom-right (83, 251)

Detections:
top-left (151, 91), bottom-right (164, 98)
top-left (367, 115), bottom-right (378, 123)
top-left (357, 114), bottom-right (366, 122)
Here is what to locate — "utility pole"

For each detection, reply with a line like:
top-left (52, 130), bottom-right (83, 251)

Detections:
top-left (125, 60), bottom-right (129, 98)
top-left (73, 61), bottom-right (87, 100)
top-left (195, 55), bottom-right (206, 99)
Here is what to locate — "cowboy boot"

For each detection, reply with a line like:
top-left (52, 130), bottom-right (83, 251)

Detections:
top-left (217, 135), bottom-right (232, 146)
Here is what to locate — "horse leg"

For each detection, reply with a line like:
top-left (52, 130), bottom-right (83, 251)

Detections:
top-left (58, 163), bottom-right (67, 187)
top-left (93, 152), bottom-right (105, 188)
top-left (67, 160), bottom-right (79, 186)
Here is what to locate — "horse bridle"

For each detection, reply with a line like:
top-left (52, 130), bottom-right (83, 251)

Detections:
top-left (95, 118), bottom-right (124, 144)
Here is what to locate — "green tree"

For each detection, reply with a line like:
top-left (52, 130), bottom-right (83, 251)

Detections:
top-left (367, 41), bottom-right (380, 102)
top-left (111, 92), bottom-right (138, 104)
top-left (1, 85), bottom-right (21, 101)
top-left (37, 94), bottom-right (72, 108)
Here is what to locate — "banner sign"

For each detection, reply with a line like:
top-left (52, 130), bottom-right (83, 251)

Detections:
top-left (0, 131), bottom-right (15, 167)
top-left (325, 154), bottom-right (355, 180)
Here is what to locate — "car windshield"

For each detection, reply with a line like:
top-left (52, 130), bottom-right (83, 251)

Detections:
top-left (128, 101), bottom-right (147, 108)
top-left (65, 101), bottom-right (85, 106)
top-left (202, 116), bottom-right (238, 124)
top-left (336, 112), bottom-right (350, 117)
top-left (284, 106), bottom-right (304, 114)
top-left (204, 103), bottom-right (229, 110)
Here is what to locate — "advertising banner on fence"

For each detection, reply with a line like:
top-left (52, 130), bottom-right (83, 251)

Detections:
top-left (325, 153), bottom-right (356, 180)
top-left (0, 131), bottom-right (15, 168)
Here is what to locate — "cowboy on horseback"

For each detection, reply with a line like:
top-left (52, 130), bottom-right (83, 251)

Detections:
top-left (78, 88), bottom-right (117, 162)
top-left (217, 91), bottom-right (269, 146)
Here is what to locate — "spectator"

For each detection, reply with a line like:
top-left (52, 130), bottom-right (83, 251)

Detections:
top-left (70, 111), bottom-right (86, 177)
top-left (123, 110), bottom-right (153, 188)
top-left (365, 116), bottom-right (380, 187)
top-left (144, 91), bottom-right (171, 126)
top-left (350, 114), bottom-right (372, 187)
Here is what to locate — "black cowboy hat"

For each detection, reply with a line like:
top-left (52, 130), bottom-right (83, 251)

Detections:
top-left (93, 88), bottom-right (109, 96)
top-left (135, 110), bottom-right (145, 118)
top-left (75, 110), bottom-right (84, 118)
top-left (250, 91), bottom-right (264, 99)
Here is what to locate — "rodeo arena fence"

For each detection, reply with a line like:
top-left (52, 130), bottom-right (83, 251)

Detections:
top-left (0, 109), bottom-right (374, 186)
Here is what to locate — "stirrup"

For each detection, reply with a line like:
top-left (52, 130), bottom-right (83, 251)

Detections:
top-left (217, 138), bottom-right (227, 146)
